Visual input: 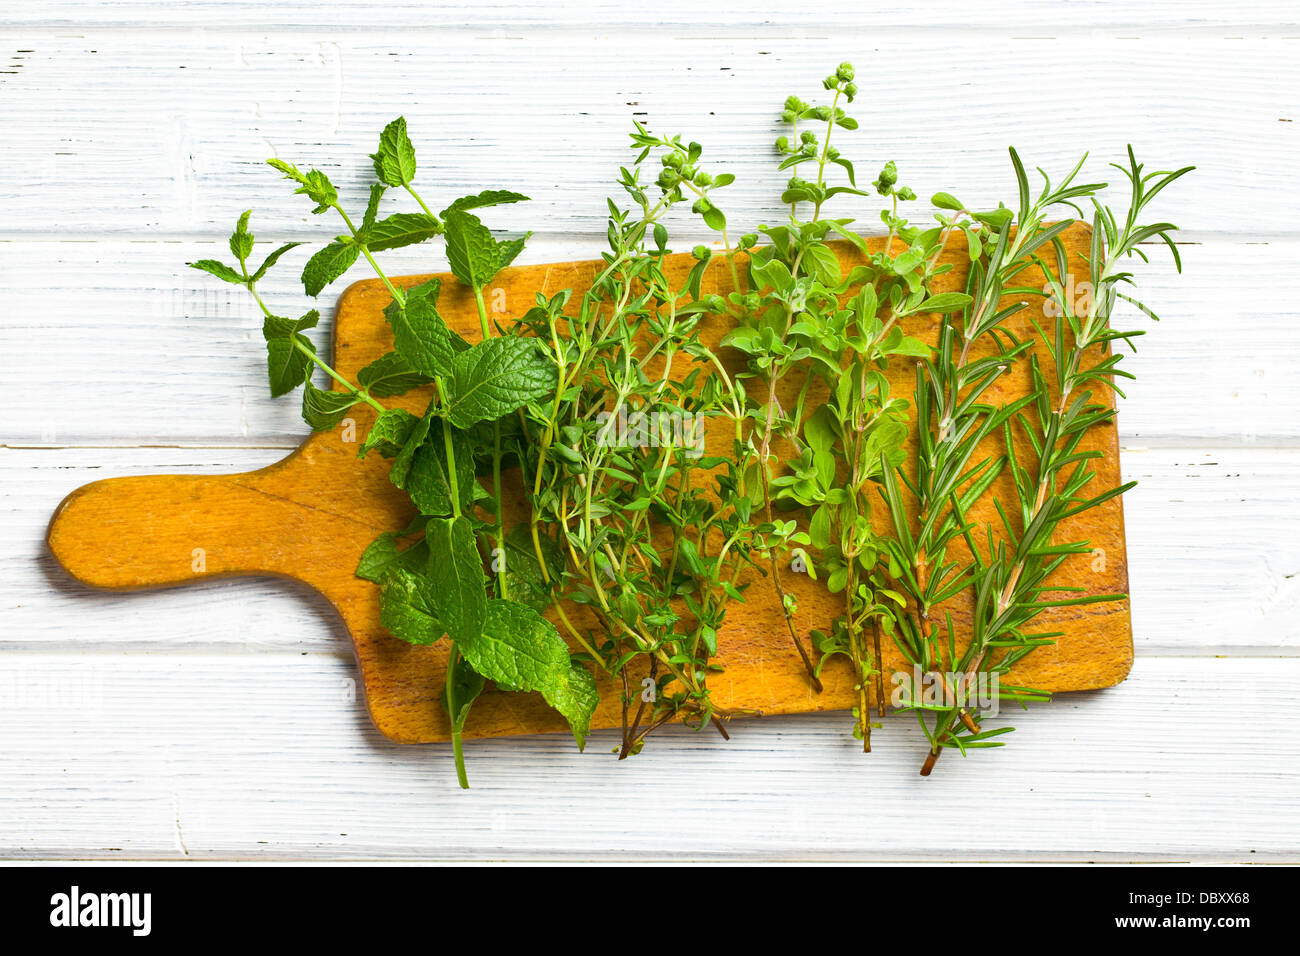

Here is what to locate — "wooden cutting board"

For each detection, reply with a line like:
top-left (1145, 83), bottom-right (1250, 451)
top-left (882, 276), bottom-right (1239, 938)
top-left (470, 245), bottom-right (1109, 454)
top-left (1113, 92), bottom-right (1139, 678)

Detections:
top-left (46, 223), bottom-right (1133, 743)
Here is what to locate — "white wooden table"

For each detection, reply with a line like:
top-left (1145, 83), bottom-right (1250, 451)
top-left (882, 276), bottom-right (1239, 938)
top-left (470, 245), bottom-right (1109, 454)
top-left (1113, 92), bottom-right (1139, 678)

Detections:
top-left (2, 1), bottom-right (1297, 862)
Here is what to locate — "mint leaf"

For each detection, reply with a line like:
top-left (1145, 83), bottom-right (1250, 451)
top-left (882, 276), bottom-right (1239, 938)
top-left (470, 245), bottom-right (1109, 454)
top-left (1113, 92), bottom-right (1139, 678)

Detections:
top-left (251, 242), bottom-right (304, 282)
top-left (262, 310), bottom-right (319, 398)
top-left (268, 159), bottom-right (338, 214)
top-left (496, 234), bottom-right (528, 272)
top-left (458, 598), bottom-right (599, 749)
top-left (262, 310), bottom-right (320, 338)
top-left (188, 259), bottom-right (245, 284)
top-left (441, 652), bottom-right (485, 730)
top-left (359, 407), bottom-right (419, 459)
top-left (549, 664), bottom-right (599, 750)
top-left (445, 336), bottom-right (557, 429)
top-left (388, 400), bottom-right (435, 490)
top-left (265, 337), bottom-right (314, 396)
top-left (377, 568), bottom-right (442, 645)
top-left (362, 183), bottom-right (386, 231)
top-left (426, 516), bottom-right (487, 645)
top-left (404, 418), bottom-right (473, 516)
top-left (501, 523), bottom-right (559, 611)
top-left (361, 212), bottom-right (443, 252)
top-left (229, 210), bottom-right (254, 264)
top-left (443, 210), bottom-right (500, 291)
top-left (357, 524), bottom-right (430, 583)
top-left (301, 241), bottom-right (360, 297)
top-left (301, 379), bottom-right (358, 431)
top-left (356, 351), bottom-right (432, 397)
top-left (370, 116), bottom-right (417, 187)
top-left (440, 189), bottom-right (529, 216)
top-left (383, 279), bottom-right (467, 376)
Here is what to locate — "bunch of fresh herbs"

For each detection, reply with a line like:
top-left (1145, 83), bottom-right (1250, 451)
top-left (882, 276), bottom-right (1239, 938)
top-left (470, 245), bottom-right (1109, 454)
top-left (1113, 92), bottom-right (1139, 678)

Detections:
top-left (188, 67), bottom-right (1190, 782)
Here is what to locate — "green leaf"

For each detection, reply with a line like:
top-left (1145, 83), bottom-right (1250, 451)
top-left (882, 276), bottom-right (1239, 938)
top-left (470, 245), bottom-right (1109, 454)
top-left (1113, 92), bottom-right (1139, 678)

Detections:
top-left (888, 335), bottom-right (933, 358)
top-left (292, 169), bottom-right (339, 214)
top-left (700, 203), bottom-right (726, 231)
top-left (361, 212), bottom-right (443, 252)
top-left (441, 189), bottom-right (529, 216)
top-left (229, 210), bottom-right (254, 263)
top-left (370, 116), bottom-right (417, 187)
top-left (501, 523), bottom-right (559, 611)
top-left (301, 379), bottom-right (358, 431)
top-left (444, 210), bottom-right (500, 291)
top-left (932, 191), bottom-right (965, 211)
top-left (362, 183), bottom-right (386, 230)
top-left (750, 256), bottom-right (794, 296)
top-left (359, 407), bottom-right (419, 459)
top-left (356, 526), bottom-right (430, 583)
top-left (445, 337), bottom-right (557, 429)
top-left (802, 242), bottom-right (841, 286)
top-left (388, 402), bottom-right (433, 489)
top-left (496, 234), bottom-right (529, 272)
top-left (188, 259), bottom-right (245, 284)
top-left (251, 242), bottom-right (304, 282)
top-left (261, 310), bottom-right (320, 398)
top-left (720, 326), bottom-right (762, 354)
top-left (384, 279), bottom-right (467, 377)
top-left (917, 291), bottom-right (972, 314)
top-left (809, 504), bottom-right (833, 550)
top-left (266, 158), bottom-right (336, 210)
top-left (301, 241), bottom-right (360, 297)
top-left (426, 516), bottom-right (487, 645)
top-left (377, 568), bottom-right (443, 645)
top-left (458, 598), bottom-right (599, 749)
top-left (401, 417), bottom-right (474, 516)
top-left (356, 351), bottom-right (433, 397)
top-left (441, 651), bottom-right (485, 730)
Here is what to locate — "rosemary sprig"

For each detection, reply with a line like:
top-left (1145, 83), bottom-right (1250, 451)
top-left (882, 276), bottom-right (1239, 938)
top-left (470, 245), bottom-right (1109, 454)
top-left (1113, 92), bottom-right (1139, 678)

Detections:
top-left (912, 147), bottom-right (1193, 773)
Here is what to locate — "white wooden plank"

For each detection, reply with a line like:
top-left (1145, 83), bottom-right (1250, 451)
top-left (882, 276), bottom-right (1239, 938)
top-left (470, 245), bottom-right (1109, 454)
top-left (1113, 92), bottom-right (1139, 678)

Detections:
top-left (0, 32), bottom-right (1291, 240)
top-left (3, 1), bottom-right (1295, 31)
top-left (5, 445), bottom-right (1297, 655)
top-left (0, 237), bottom-right (1290, 443)
top-left (1123, 448), bottom-right (1300, 654)
top-left (1, 445), bottom-right (336, 652)
top-left (0, 651), bottom-right (1291, 860)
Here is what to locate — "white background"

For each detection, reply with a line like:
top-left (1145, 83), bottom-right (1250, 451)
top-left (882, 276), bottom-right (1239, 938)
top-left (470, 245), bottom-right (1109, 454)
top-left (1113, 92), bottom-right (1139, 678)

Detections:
top-left (1, 1), bottom-right (1296, 862)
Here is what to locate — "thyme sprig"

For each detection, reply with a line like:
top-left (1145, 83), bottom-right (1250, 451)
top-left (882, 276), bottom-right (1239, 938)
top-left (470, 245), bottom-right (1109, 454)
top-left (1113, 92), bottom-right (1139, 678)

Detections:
top-left (521, 129), bottom-right (760, 756)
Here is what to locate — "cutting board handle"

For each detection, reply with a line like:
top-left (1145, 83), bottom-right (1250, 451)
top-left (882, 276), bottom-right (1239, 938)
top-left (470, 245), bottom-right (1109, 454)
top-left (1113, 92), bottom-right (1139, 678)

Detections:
top-left (46, 454), bottom-right (315, 590)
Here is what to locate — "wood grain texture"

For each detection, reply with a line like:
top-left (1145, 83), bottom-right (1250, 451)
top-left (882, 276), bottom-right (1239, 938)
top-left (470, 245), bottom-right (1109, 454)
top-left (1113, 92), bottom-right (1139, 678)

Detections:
top-left (9, 445), bottom-right (1288, 656)
top-left (47, 225), bottom-right (1133, 743)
